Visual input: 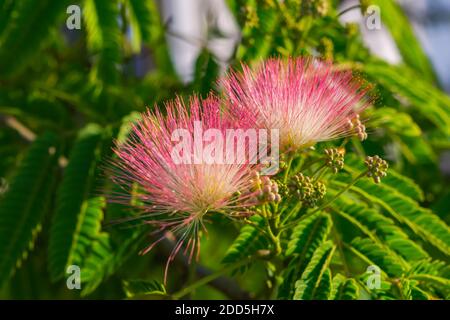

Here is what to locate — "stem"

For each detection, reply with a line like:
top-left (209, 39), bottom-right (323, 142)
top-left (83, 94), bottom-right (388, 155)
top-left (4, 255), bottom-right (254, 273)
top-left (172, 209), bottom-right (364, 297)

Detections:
top-left (312, 163), bottom-right (326, 178)
top-left (339, 137), bottom-right (350, 148)
top-left (261, 204), bottom-right (269, 218)
top-left (242, 219), bottom-right (270, 240)
top-left (351, 138), bottom-right (366, 158)
top-left (171, 256), bottom-right (257, 299)
top-left (283, 156), bottom-right (294, 183)
top-left (280, 202), bottom-right (302, 226)
top-left (337, 4), bottom-right (361, 17)
top-left (266, 220), bottom-right (282, 256)
top-left (293, 156), bottom-right (305, 174)
top-left (311, 171), bottom-right (367, 214)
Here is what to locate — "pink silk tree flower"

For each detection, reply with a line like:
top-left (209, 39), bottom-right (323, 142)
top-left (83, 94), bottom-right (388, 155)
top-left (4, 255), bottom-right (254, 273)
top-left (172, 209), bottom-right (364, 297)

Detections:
top-left (221, 57), bottom-right (371, 152)
top-left (110, 96), bottom-right (259, 282)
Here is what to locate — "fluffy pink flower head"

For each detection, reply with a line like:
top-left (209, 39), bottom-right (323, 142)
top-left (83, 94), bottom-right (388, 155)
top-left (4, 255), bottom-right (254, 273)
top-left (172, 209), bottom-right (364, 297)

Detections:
top-left (111, 96), bottom-right (259, 281)
top-left (221, 57), bottom-right (371, 152)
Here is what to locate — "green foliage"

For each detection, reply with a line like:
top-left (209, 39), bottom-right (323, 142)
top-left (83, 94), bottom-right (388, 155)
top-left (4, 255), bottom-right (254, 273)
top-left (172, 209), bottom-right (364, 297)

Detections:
top-left (346, 178), bottom-right (450, 256)
top-left (222, 215), bottom-right (269, 265)
top-left (350, 237), bottom-right (406, 277)
top-left (0, 133), bottom-right (58, 287)
top-left (0, 0), bottom-right (72, 76)
top-left (364, 62), bottom-right (450, 136)
top-left (278, 212), bottom-right (332, 299)
top-left (127, 0), bottom-right (154, 53)
top-left (370, 107), bottom-right (421, 138)
top-left (83, 0), bottom-right (121, 85)
top-left (80, 219), bottom-right (145, 296)
top-left (330, 275), bottom-right (359, 300)
top-left (332, 197), bottom-right (428, 261)
top-left (123, 279), bottom-right (167, 298)
top-left (78, 233), bottom-right (114, 296)
top-left (345, 155), bottom-right (424, 201)
top-left (293, 241), bottom-right (336, 300)
top-left (48, 124), bottom-right (107, 281)
top-left (286, 212), bottom-right (332, 256)
top-left (0, 0), bottom-right (449, 301)
top-left (369, 0), bottom-right (436, 82)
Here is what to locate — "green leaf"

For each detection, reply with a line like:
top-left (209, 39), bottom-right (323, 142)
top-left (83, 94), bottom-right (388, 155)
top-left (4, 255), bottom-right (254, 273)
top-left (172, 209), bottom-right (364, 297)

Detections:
top-left (48, 124), bottom-right (107, 281)
top-left (0, 132), bottom-right (58, 287)
top-left (123, 279), bottom-right (167, 298)
top-left (409, 274), bottom-right (450, 297)
top-left (293, 241), bottom-right (336, 300)
top-left (116, 112), bottom-right (142, 145)
top-left (364, 63), bottom-right (450, 135)
top-left (380, 167), bottom-right (425, 203)
top-left (286, 212), bottom-right (332, 256)
top-left (370, 107), bottom-right (421, 137)
top-left (80, 226), bottom-right (146, 296)
top-left (127, 0), bottom-right (154, 53)
top-left (410, 284), bottom-right (431, 300)
top-left (333, 197), bottom-right (428, 261)
top-left (370, 0), bottom-right (436, 82)
top-left (0, 0), bottom-right (71, 76)
top-left (410, 259), bottom-right (450, 278)
top-left (193, 51), bottom-right (220, 96)
top-left (330, 274), bottom-right (359, 300)
top-left (350, 237), bottom-right (406, 277)
top-left (78, 233), bottom-right (112, 296)
top-left (83, 0), bottom-right (121, 85)
top-left (347, 178), bottom-right (450, 256)
top-left (396, 135), bottom-right (437, 165)
top-left (278, 212), bottom-right (332, 299)
top-left (428, 129), bottom-right (450, 150)
top-left (222, 215), bottom-right (268, 266)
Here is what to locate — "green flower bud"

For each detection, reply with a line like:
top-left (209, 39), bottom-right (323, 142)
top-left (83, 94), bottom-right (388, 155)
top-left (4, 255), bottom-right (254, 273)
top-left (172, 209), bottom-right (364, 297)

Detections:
top-left (324, 147), bottom-right (345, 174)
top-left (289, 173), bottom-right (326, 208)
top-left (365, 155), bottom-right (388, 183)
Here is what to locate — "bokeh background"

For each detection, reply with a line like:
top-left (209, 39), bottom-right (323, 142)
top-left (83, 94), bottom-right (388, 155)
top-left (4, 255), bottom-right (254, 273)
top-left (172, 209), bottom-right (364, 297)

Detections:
top-left (0, 0), bottom-right (449, 299)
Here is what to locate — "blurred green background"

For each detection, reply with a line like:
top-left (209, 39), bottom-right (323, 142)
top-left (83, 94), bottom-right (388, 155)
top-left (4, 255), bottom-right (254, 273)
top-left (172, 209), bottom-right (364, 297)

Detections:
top-left (0, 0), bottom-right (449, 299)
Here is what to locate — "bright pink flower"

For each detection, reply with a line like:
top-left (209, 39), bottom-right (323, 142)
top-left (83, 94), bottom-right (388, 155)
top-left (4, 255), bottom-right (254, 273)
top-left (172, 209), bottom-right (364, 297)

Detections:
top-left (111, 96), bottom-right (258, 282)
top-left (221, 57), bottom-right (371, 152)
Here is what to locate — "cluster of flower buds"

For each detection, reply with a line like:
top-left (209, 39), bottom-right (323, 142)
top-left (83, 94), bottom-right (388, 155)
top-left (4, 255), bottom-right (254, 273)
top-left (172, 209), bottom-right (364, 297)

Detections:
top-left (347, 114), bottom-right (368, 141)
top-left (365, 155), bottom-right (388, 183)
top-left (324, 147), bottom-right (345, 173)
top-left (289, 173), bottom-right (326, 208)
top-left (245, 171), bottom-right (282, 205)
top-left (259, 175), bottom-right (282, 204)
top-left (274, 179), bottom-right (289, 198)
